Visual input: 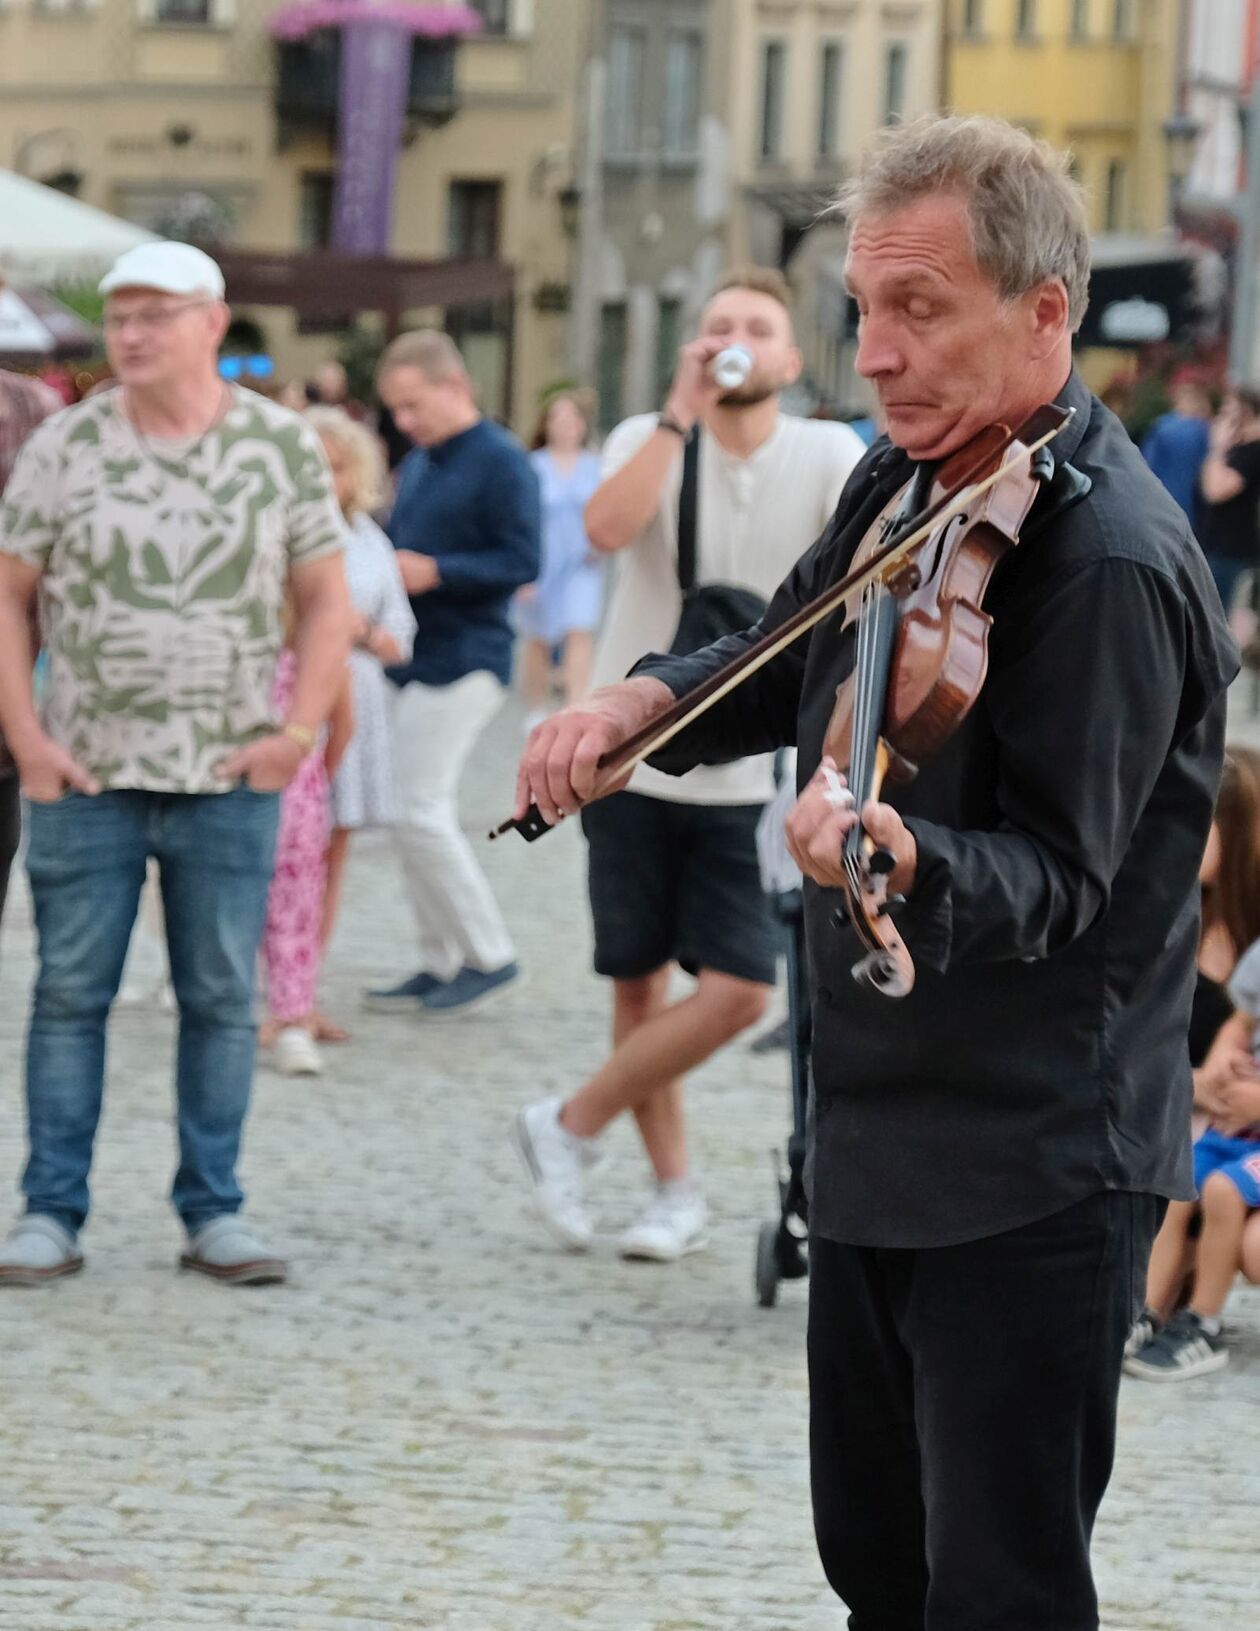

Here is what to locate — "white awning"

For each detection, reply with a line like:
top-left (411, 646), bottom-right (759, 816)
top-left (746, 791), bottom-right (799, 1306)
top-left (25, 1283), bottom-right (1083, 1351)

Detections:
top-left (0, 170), bottom-right (156, 282)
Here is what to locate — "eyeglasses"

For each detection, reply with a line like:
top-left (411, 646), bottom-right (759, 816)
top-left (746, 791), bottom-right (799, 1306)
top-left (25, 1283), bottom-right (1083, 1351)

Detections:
top-left (102, 299), bottom-right (211, 335)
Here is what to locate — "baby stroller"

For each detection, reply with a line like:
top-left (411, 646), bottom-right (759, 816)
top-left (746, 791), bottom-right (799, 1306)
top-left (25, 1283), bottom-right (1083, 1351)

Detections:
top-left (754, 888), bottom-right (811, 1306)
top-left (753, 771), bottom-right (812, 1308)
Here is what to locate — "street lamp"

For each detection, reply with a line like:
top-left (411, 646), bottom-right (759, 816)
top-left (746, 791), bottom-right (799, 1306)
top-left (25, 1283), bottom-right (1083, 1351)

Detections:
top-left (558, 183), bottom-right (582, 240)
top-left (1162, 110), bottom-right (1202, 222)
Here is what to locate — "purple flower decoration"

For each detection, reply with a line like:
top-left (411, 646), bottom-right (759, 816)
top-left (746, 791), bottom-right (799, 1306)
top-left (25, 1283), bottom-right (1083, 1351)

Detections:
top-left (269, 1), bottom-right (483, 42)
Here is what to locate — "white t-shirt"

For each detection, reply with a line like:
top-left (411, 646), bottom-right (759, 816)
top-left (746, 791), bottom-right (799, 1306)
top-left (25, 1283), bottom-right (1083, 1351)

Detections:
top-left (591, 411), bottom-right (867, 805)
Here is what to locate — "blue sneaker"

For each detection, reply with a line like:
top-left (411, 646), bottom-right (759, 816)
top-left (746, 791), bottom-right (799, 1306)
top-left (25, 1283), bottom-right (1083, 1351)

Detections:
top-left (419, 962), bottom-right (520, 1017)
top-left (362, 970), bottom-right (445, 1012)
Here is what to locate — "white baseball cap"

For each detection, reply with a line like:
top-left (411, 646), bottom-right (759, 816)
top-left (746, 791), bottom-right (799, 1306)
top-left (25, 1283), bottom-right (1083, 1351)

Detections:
top-left (99, 241), bottom-right (226, 300)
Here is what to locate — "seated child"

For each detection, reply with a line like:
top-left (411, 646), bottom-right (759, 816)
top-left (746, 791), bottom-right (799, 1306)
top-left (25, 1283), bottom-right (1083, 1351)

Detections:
top-left (1125, 939), bottom-right (1260, 1379)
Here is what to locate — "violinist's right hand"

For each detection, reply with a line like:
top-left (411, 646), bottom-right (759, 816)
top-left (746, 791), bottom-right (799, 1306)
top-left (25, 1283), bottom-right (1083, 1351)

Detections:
top-left (514, 677), bottom-right (675, 827)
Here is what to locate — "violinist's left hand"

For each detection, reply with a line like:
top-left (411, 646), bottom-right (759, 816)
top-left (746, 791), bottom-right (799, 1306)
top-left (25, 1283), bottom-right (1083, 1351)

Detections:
top-left (785, 757), bottom-right (917, 897)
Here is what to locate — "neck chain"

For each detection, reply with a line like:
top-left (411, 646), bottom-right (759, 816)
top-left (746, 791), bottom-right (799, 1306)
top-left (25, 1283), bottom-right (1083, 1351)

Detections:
top-left (123, 382), bottom-right (231, 471)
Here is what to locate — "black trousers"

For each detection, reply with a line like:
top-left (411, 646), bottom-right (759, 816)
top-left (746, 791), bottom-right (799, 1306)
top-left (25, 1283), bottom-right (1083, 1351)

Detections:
top-left (0, 774), bottom-right (19, 927)
top-left (808, 1191), bottom-right (1163, 1631)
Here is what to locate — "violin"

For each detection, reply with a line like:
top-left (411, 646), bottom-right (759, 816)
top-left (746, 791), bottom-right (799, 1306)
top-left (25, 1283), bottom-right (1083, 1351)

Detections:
top-left (492, 403), bottom-right (1076, 998)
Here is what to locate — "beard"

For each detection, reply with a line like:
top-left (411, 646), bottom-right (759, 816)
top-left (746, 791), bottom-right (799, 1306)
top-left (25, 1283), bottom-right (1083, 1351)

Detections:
top-left (717, 377), bottom-right (778, 409)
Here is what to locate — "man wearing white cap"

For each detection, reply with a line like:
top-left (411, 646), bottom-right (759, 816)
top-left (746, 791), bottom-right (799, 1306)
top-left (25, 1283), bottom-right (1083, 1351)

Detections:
top-left (0, 241), bottom-right (352, 1287)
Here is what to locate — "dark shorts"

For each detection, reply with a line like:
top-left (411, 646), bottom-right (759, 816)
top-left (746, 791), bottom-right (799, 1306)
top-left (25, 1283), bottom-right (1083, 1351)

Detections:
top-left (581, 790), bottom-right (778, 986)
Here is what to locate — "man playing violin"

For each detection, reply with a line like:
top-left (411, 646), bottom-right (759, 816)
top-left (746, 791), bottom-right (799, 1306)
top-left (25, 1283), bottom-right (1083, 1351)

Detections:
top-left (512, 115), bottom-right (1237, 1628)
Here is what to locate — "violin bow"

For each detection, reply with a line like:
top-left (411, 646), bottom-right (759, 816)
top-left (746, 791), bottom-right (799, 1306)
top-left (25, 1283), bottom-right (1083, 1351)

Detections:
top-left (492, 404), bottom-right (1073, 843)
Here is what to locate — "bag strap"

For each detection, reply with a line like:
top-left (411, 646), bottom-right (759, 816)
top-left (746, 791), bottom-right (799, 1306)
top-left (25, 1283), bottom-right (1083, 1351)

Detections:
top-left (676, 429), bottom-right (700, 593)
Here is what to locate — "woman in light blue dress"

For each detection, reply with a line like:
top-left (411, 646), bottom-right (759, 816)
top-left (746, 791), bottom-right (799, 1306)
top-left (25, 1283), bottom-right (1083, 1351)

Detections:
top-left (307, 407), bottom-right (416, 1040)
top-left (515, 394), bottom-right (604, 728)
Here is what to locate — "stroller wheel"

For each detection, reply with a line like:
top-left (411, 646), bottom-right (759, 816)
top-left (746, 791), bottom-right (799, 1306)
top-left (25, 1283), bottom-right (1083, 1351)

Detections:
top-left (755, 1221), bottom-right (780, 1308)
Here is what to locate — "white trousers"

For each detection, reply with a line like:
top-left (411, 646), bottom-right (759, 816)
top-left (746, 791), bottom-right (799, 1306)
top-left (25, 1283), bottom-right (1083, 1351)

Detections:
top-left (391, 672), bottom-right (515, 981)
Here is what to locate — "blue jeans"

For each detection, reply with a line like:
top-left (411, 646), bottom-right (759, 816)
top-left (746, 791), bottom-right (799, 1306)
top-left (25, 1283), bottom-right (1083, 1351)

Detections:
top-left (1204, 553), bottom-right (1250, 614)
top-left (22, 786), bottom-right (279, 1237)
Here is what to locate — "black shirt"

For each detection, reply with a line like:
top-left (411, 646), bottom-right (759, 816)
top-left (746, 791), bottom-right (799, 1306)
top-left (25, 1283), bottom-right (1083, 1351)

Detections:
top-left (1199, 437), bottom-right (1260, 561)
top-left (634, 371), bottom-right (1238, 1248)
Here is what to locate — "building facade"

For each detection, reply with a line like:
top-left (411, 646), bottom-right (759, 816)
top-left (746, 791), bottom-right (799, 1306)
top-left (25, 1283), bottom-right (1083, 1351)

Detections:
top-left (725, 0), bottom-right (943, 411)
top-left (580, 0), bottom-right (944, 424)
top-left (944, 0), bottom-right (1180, 236)
top-left (570, 0), bottom-right (731, 430)
top-left (0, 0), bottom-right (588, 427)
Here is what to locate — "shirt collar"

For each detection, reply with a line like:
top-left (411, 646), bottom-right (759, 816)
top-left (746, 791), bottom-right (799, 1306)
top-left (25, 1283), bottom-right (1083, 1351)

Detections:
top-left (426, 418), bottom-right (483, 465)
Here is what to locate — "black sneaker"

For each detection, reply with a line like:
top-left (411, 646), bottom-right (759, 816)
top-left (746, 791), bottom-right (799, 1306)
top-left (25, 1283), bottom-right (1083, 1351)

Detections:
top-left (1123, 1309), bottom-right (1228, 1381)
top-left (418, 961), bottom-right (520, 1018)
top-left (1124, 1306), bottom-right (1162, 1359)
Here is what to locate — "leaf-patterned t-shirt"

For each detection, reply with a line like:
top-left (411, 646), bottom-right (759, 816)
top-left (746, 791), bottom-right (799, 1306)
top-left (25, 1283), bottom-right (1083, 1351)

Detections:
top-left (0, 386), bottom-right (345, 793)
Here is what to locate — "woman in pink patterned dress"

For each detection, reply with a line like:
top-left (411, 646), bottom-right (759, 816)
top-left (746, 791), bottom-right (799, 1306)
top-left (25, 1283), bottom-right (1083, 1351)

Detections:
top-left (261, 636), bottom-right (354, 1077)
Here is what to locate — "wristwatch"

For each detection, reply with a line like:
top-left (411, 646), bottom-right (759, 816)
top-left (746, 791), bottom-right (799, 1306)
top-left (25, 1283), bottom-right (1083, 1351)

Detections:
top-left (282, 721), bottom-right (317, 753)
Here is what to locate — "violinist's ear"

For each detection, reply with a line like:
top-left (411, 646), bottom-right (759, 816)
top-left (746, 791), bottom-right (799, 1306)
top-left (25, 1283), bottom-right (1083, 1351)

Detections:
top-left (1026, 277), bottom-right (1072, 360)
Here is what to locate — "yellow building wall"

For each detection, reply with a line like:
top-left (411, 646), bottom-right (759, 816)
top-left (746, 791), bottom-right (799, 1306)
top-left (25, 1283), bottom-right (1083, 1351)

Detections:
top-left (0, 0), bottom-right (583, 432)
top-left (945, 0), bottom-right (1177, 235)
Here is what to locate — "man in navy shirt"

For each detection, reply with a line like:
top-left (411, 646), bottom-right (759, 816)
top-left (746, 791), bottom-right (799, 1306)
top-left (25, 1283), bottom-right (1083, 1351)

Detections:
top-left (368, 330), bottom-right (539, 1016)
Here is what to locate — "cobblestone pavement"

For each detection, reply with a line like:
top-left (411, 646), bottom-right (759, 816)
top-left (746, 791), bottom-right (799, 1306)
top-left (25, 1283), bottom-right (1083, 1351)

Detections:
top-left (2, 698), bottom-right (1258, 1631)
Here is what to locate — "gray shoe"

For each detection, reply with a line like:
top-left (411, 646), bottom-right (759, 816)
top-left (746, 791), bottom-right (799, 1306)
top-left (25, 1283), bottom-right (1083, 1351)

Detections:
top-left (180, 1216), bottom-right (288, 1286)
top-left (0, 1215), bottom-right (84, 1287)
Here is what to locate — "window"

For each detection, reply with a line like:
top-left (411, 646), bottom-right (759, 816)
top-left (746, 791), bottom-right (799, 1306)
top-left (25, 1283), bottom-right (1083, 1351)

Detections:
top-left (759, 40), bottom-right (787, 161)
top-left (448, 180), bottom-right (502, 259)
top-left (469, 0), bottom-right (509, 35)
top-left (1112, 0), bottom-right (1132, 38)
top-left (1104, 158), bottom-right (1127, 229)
top-left (961, 0), bottom-right (983, 35)
top-left (883, 43), bottom-right (907, 125)
top-left (606, 27), bottom-right (645, 159)
top-left (655, 297), bottom-right (683, 405)
top-left (663, 32), bottom-right (703, 159)
top-left (1070, 0), bottom-right (1089, 39)
top-left (298, 172), bottom-right (334, 250)
top-left (1015, 0), bottom-right (1036, 40)
top-left (597, 302), bottom-right (627, 433)
top-left (154, 0), bottom-right (211, 18)
top-left (818, 42), bottom-right (844, 159)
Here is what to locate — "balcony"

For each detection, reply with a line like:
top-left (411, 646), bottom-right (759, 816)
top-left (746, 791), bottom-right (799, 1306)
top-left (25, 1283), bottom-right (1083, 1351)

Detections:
top-left (275, 33), bottom-right (460, 133)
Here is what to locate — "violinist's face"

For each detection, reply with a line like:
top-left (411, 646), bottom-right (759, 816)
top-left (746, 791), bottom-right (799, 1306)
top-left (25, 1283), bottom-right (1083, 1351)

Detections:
top-left (846, 193), bottom-right (1072, 462)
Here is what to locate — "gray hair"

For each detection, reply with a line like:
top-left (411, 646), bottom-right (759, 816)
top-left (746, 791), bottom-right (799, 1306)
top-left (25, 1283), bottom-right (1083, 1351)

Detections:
top-left (836, 114), bottom-right (1091, 332)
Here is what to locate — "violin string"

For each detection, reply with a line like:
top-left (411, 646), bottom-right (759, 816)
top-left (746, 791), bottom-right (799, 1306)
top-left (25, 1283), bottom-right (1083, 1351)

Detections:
top-left (845, 589), bottom-right (865, 893)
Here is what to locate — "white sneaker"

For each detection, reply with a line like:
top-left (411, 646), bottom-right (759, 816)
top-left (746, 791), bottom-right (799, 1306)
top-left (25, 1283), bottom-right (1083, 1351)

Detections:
top-left (510, 1096), bottom-right (602, 1251)
top-left (117, 976), bottom-right (174, 1011)
top-left (180, 1216), bottom-right (288, 1286)
top-left (274, 1026), bottom-right (322, 1077)
top-left (618, 1183), bottom-right (708, 1263)
top-left (0, 1215), bottom-right (84, 1287)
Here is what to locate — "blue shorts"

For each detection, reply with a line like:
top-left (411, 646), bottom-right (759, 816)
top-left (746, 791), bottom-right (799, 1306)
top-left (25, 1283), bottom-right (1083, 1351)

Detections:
top-left (1193, 1127), bottom-right (1260, 1208)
